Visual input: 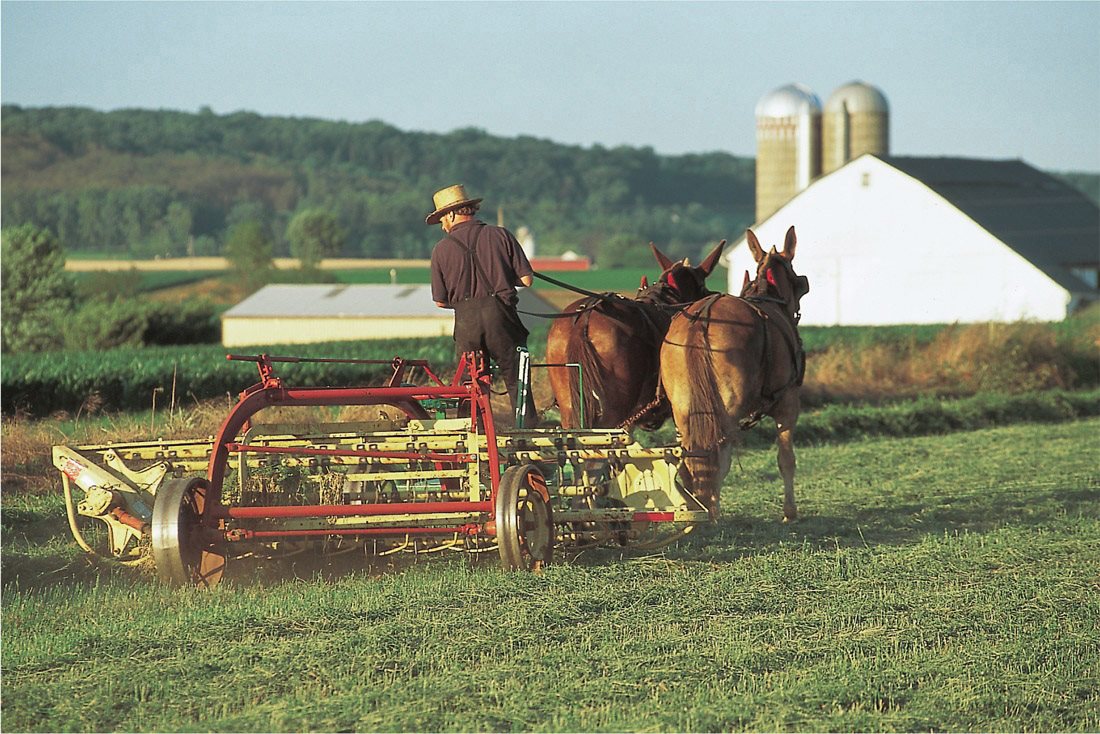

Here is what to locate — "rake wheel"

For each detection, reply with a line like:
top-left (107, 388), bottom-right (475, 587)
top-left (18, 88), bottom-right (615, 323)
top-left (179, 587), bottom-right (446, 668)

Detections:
top-left (151, 477), bottom-right (226, 588)
top-left (495, 465), bottom-right (554, 572)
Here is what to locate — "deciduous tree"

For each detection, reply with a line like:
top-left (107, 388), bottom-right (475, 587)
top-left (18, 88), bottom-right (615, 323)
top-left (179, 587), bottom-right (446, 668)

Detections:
top-left (286, 208), bottom-right (345, 270)
top-left (223, 219), bottom-right (273, 290)
top-left (1, 225), bottom-right (73, 352)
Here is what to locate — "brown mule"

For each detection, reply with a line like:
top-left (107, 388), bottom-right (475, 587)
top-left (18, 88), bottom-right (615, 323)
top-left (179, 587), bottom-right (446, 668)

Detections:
top-left (546, 240), bottom-right (725, 429)
top-left (659, 227), bottom-right (809, 520)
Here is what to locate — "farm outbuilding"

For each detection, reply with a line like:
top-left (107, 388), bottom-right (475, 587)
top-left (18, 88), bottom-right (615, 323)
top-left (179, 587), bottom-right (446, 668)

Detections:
top-left (726, 154), bottom-right (1100, 325)
top-left (221, 284), bottom-right (557, 347)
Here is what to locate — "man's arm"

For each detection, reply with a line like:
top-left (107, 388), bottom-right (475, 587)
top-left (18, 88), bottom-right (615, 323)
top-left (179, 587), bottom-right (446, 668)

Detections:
top-left (503, 228), bottom-right (534, 288)
top-left (429, 242), bottom-right (451, 308)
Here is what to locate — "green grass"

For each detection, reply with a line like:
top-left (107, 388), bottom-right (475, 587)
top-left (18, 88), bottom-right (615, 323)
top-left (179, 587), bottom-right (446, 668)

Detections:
top-left (70, 269), bottom-right (223, 296)
top-left (64, 251), bottom-right (134, 260)
top-left (800, 323), bottom-right (947, 352)
top-left (3, 419), bottom-right (1098, 731)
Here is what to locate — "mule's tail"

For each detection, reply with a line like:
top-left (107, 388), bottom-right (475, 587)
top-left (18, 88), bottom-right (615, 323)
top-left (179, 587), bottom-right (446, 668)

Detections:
top-left (566, 305), bottom-right (605, 428)
top-left (680, 307), bottom-right (725, 456)
top-left (676, 303), bottom-right (730, 519)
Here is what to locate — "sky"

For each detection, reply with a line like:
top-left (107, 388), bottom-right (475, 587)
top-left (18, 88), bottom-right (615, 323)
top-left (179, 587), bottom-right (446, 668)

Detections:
top-left (2, 1), bottom-right (1099, 173)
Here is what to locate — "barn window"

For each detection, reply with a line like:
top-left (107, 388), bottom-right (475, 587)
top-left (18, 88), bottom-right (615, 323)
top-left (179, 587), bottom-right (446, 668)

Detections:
top-left (861, 172), bottom-right (871, 187)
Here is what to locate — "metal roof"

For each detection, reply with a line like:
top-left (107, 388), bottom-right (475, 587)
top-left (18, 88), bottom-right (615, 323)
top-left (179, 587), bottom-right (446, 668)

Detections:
top-left (825, 81), bottom-right (889, 114)
top-left (755, 83), bottom-right (822, 118)
top-left (884, 156), bottom-right (1100, 293)
top-left (222, 284), bottom-right (559, 325)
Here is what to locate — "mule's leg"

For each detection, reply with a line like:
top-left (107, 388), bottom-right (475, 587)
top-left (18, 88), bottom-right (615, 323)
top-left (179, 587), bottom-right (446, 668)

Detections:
top-left (773, 390), bottom-right (800, 522)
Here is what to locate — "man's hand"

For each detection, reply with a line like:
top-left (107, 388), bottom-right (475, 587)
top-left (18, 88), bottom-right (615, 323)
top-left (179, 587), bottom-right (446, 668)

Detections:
top-left (434, 300), bottom-right (448, 309)
top-left (519, 275), bottom-right (533, 288)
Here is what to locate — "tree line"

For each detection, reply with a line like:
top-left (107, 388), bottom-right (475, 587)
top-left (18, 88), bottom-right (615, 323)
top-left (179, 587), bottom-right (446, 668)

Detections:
top-left (1, 105), bottom-right (757, 265)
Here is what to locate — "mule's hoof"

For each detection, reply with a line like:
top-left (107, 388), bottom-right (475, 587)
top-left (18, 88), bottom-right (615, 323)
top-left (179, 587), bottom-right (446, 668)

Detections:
top-left (782, 513), bottom-right (798, 524)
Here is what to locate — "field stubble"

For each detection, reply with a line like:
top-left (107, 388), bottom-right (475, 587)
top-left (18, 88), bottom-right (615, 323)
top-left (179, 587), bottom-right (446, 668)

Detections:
top-left (2, 418), bottom-right (1098, 732)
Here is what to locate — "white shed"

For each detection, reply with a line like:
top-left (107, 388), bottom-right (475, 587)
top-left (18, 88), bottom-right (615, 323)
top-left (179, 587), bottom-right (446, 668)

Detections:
top-left (221, 284), bottom-right (556, 347)
top-left (725, 154), bottom-right (1099, 325)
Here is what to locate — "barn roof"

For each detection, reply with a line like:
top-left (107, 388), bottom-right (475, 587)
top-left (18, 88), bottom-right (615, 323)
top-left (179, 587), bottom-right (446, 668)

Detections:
top-left (224, 284), bottom-right (444, 318)
top-left (883, 156), bottom-right (1099, 293)
top-left (223, 284), bottom-right (557, 324)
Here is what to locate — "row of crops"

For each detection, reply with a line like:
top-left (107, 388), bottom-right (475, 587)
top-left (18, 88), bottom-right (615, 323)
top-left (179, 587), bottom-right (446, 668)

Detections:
top-left (0, 326), bottom-right (915, 417)
top-left (2, 338), bottom-right (457, 416)
top-left (5, 318), bottom-right (1096, 417)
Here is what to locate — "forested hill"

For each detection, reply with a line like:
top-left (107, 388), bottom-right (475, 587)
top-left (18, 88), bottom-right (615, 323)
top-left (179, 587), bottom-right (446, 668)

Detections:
top-left (0, 105), bottom-right (756, 264)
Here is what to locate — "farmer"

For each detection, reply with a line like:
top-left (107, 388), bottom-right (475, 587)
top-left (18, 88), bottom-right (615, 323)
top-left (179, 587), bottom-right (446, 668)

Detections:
top-left (427, 184), bottom-right (537, 423)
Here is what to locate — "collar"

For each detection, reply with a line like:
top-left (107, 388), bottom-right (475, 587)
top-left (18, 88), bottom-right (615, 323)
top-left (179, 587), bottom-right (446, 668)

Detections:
top-left (447, 219), bottom-right (482, 235)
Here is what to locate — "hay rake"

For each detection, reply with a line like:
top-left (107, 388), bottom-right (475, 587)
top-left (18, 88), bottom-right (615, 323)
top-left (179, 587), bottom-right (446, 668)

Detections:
top-left (52, 351), bottom-right (710, 587)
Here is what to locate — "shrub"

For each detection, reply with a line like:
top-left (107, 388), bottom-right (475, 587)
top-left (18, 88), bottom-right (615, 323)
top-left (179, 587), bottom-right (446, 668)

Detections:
top-left (63, 300), bottom-right (220, 351)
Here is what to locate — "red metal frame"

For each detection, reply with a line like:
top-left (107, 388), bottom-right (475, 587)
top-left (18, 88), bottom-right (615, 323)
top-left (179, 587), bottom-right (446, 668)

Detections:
top-left (226, 501), bottom-right (493, 520)
top-left (236, 526), bottom-right (479, 540)
top-left (226, 444), bottom-right (477, 464)
top-left (203, 352), bottom-right (502, 540)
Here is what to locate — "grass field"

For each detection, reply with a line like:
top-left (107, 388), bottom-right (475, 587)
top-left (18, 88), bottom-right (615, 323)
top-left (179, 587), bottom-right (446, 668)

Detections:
top-left (3, 418), bottom-right (1098, 732)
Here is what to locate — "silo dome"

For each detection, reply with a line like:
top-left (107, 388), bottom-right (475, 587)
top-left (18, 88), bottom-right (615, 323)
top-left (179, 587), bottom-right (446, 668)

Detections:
top-left (754, 83), bottom-right (822, 222)
top-left (822, 80), bottom-right (889, 174)
top-left (755, 83), bottom-right (822, 118)
top-left (824, 80), bottom-right (889, 114)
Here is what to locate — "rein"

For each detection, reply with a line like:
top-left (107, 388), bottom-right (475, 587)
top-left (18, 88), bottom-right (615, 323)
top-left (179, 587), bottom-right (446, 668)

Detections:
top-left (531, 271), bottom-right (617, 300)
top-left (515, 271), bottom-right (624, 319)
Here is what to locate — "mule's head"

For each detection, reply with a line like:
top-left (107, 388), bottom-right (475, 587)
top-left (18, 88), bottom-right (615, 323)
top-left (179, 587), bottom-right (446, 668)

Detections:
top-left (742, 226), bottom-right (809, 321)
top-left (648, 239), bottom-right (726, 302)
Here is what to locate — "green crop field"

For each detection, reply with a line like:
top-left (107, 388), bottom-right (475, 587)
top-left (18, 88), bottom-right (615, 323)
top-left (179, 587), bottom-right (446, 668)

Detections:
top-left (3, 418), bottom-right (1098, 732)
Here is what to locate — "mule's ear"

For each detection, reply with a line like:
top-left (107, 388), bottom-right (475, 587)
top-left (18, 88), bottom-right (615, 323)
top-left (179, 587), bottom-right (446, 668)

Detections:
top-left (640, 275), bottom-right (649, 289)
top-left (650, 242), bottom-right (675, 271)
top-left (698, 239), bottom-right (726, 276)
top-left (741, 270), bottom-right (751, 292)
top-left (782, 226), bottom-right (797, 260)
top-left (746, 230), bottom-right (765, 263)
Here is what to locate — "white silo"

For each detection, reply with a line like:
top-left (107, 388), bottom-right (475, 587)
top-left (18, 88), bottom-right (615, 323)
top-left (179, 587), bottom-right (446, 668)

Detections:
top-left (755, 83), bottom-right (822, 222)
top-left (823, 81), bottom-right (889, 174)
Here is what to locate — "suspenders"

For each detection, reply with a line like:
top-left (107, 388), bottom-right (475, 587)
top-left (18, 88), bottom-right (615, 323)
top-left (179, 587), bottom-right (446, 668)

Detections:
top-left (445, 225), bottom-right (496, 301)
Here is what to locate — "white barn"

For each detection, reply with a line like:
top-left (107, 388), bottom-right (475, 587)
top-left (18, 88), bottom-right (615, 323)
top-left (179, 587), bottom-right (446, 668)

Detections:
top-left (725, 154), bottom-right (1099, 325)
top-left (221, 284), bottom-right (556, 347)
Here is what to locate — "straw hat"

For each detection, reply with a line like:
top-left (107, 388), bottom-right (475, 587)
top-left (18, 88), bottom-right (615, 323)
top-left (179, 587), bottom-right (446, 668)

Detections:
top-left (424, 184), bottom-right (483, 225)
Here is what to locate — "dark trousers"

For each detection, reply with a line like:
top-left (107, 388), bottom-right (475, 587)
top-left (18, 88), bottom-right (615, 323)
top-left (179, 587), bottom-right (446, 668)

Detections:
top-left (452, 295), bottom-right (536, 421)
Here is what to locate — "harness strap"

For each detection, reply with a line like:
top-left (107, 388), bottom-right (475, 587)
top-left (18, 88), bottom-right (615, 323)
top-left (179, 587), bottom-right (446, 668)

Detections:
top-left (683, 293), bottom-right (725, 323)
top-left (682, 293), bottom-right (803, 431)
top-left (738, 298), bottom-right (805, 430)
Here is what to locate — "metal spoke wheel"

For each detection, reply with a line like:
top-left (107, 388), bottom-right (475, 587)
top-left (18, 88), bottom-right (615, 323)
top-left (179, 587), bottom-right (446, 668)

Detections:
top-left (152, 477), bottom-right (226, 588)
top-left (495, 465), bottom-right (554, 572)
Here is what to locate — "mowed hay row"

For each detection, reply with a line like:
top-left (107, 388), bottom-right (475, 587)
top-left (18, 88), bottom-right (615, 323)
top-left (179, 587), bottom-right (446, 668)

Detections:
top-left (805, 320), bottom-right (1100, 404)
